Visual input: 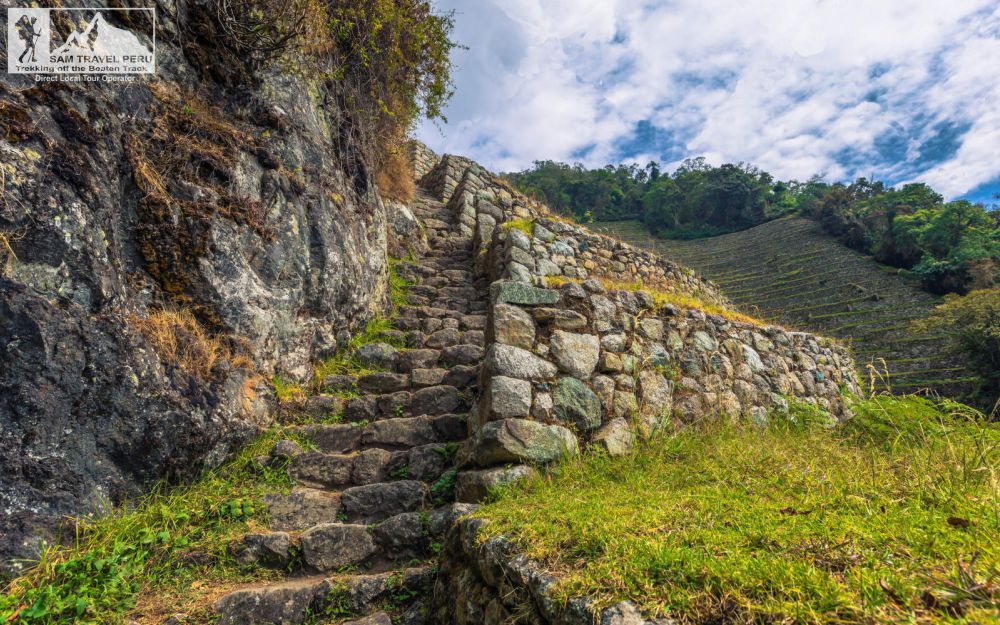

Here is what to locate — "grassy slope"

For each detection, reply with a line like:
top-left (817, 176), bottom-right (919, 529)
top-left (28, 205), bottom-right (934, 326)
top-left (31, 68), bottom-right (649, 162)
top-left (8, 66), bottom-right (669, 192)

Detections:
top-left (592, 218), bottom-right (978, 396)
top-left (0, 432), bottom-right (296, 625)
top-left (476, 396), bottom-right (1000, 625)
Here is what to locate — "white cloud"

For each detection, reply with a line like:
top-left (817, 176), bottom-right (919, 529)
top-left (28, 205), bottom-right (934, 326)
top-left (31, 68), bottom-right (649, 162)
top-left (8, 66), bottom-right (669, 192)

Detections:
top-left (419, 0), bottom-right (1000, 198)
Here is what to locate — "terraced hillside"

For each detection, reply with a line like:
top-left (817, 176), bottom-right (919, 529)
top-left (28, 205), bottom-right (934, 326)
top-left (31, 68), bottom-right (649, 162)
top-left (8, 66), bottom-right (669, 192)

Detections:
top-left (593, 217), bottom-right (978, 397)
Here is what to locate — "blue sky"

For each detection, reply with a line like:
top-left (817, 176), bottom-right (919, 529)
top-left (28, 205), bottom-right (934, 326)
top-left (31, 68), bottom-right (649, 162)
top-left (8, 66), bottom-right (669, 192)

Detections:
top-left (417, 0), bottom-right (1000, 203)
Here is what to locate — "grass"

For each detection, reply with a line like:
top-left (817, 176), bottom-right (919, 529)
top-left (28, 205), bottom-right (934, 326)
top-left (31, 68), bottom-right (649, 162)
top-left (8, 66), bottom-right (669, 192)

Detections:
top-left (547, 275), bottom-right (769, 327)
top-left (474, 396), bottom-right (1000, 625)
top-left (272, 374), bottom-right (307, 405)
top-left (310, 317), bottom-right (404, 392)
top-left (129, 308), bottom-right (253, 381)
top-left (388, 255), bottom-right (415, 311)
top-left (1, 431), bottom-right (300, 625)
top-left (303, 256), bottom-right (415, 393)
top-left (501, 218), bottom-right (536, 236)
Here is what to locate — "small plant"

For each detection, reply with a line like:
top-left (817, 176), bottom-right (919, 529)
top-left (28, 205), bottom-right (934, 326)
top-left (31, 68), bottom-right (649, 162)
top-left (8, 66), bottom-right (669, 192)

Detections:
top-left (130, 308), bottom-right (253, 380)
top-left (1, 431), bottom-right (294, 624)
top-left (432, 443), bottom-right (460, 463)
top-left (390, 465), bottom-right (410, 479)
top-left (273, 374), bottom-right (307, 404)
top-left (388, 257), bottom-right (415, 311)
top-left (430, 468), bottom-right (458, 506)
top-left (321, 410), bottom-right (344, 425)
top-left (418, 511), bottom-right (432, 534)
top-left (502, 218), bottom-right (536, 236)
top-left (652, 362), bottom-right (682, 382)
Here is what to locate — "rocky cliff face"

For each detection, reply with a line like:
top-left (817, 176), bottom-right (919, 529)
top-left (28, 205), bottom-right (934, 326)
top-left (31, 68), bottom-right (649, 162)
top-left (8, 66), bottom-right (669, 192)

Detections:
top-left (0, 2), bottom-right (393, 575)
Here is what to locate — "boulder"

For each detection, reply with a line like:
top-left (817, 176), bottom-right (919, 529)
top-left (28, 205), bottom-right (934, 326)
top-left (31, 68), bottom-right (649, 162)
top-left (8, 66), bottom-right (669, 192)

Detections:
top-left (490, 281), bottom-right (560, 306)
top-left (591, 418), bottom-right (635, 456)
top-left (493, 304), bottom-right (536, 349)
top-left (353, 342), bottom-right (400, 371)
top-left (484, 344), bottom-right (558, 381)
top-left (456, 465), bottom-right (536, 502)
top-left (472, 419), bottom-right (578, 466)
top-left (412, 385), bottom-right (462, 416)
top-left (264, 488), bottom-right (341, 532)
top-left (344, 613), bottom-right (392, 625)
top-left (300, 523), bottom-right (377, 571)
top-left (214, 580), bottom-right (320, 625)
top-left (550, 331), bottom-right (600, 378)
top-left (340, 481), bottom-right (427, 522)
top-left (553, 377), bottom-right (602, 431)
top-left (638, 370), bottom-right (673, 426)
top-left (487, 376), bottom-right (533, 419)
top-left (229, 532), bottom-right (292, 569)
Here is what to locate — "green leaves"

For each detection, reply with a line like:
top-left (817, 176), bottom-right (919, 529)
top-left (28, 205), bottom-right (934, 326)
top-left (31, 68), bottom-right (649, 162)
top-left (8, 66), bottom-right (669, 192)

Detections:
top-left (214, 498), bottom-right (255, 523)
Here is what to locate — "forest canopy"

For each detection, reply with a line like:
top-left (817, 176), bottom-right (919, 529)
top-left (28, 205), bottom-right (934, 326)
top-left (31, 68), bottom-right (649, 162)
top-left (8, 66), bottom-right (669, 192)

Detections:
top-left (506, 160), bottom-right (1000, 295)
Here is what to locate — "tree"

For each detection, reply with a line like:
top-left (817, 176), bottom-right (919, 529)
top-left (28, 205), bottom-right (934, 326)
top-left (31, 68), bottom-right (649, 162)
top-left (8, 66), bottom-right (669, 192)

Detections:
top-left (915, 288), bottom-right (1000, 399)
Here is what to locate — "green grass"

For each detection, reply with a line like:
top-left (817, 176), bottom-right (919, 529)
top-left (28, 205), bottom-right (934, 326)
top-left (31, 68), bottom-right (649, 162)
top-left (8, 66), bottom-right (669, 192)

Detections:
top-left (388, 255), bottom-right (415, 311)
top-left (272, 373), bottom-right (307, 404)
top-left (1, 431), bottom-right (300, 624)
top-left (501, 218), bottom-right (536, 236)
top-left (311, 316), bottom-right (407, 391)
top-left (474, 396), bottom-right (999, 624)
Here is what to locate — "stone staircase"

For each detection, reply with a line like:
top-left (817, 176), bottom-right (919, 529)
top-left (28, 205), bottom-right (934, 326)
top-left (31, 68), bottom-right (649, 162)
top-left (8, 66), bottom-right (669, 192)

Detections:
top-left (211, 186), bottom-right (488, 625)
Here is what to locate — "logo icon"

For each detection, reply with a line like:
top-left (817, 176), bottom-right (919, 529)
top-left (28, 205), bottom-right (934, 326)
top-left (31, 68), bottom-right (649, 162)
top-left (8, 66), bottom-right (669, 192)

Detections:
top-left (7, 7), bottom-right (155, 75)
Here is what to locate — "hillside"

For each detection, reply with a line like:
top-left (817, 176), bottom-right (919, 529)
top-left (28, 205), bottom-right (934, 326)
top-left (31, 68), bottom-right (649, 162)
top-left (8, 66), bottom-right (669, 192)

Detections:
top-left (593, 218), bottom-right (979, 397)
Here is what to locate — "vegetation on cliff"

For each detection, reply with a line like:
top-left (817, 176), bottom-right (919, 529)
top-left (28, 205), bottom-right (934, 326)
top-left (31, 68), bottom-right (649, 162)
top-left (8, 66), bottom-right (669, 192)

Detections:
top-left (476, 396), bottom-right (999, 624)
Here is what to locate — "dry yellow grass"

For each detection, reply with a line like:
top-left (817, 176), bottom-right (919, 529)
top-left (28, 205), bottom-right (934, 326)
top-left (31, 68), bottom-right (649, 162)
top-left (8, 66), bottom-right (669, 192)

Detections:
top-left (547, 275), bottom-right (768, 327)
top-left (376, 142), bottom-right (416, 203)
top-left (129, 308), bottom-right (252, 380)
top-left (0, 230), bottom-right (18, 262)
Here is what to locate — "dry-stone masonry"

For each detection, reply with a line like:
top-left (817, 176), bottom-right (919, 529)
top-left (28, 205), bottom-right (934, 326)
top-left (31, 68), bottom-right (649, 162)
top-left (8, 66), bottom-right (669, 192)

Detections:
top-left (207, 142), bottom-right (860, 625)
top-left (416, 144), bottom-right (862, 624)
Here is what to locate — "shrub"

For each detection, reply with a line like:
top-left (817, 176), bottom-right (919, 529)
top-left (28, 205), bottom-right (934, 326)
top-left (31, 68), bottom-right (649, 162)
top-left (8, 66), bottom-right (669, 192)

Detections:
top-left (325, 0), bottom-right (457, 192)
top-left (129, 308), bottom-right (252, 381)
top-left (914, 288), bottom-right (1000, 400)
top-left (211, 0), bottom-right (318, 71)
top-left (501, 218), bottom-right (536, 236)
top-left (375, 145), bottom-right (416, 203)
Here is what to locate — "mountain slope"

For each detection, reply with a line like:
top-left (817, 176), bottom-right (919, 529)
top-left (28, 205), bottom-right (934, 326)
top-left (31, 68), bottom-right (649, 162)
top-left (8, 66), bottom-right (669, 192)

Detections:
top-left (593, 217), bottom-right (978, 396)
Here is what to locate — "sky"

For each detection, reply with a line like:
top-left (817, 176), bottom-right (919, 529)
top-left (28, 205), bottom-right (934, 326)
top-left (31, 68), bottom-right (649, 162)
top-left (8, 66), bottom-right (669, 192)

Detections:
top-left (416, 0), bottom-right (1000, 203)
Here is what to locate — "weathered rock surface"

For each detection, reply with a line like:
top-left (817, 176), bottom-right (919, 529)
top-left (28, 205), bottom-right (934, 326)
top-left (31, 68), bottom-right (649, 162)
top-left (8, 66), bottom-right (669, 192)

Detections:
top-left (553, 377), bottom-right (602, 431)
top-left (471, 419), bottom-right (579, 466)
top-left (0, 3), bottom-right (391, 572)
top-left (300, 523), bottom-right (378, 572)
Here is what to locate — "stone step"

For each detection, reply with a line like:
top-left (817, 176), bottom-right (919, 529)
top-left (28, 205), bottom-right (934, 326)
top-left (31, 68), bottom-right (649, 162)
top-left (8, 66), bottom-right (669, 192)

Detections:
top-left (237, 486), bottom-right (434, 562)
top-left (213, 566), bottom-right (435, 625)
top-left (397, 305), bottom-right (463, 320)
top-left (284, 442), bottom-right (460, 491)
top-left (292, 414), bottom-right (467, 454)
top-left (339, 382), bottom-right (477, 422)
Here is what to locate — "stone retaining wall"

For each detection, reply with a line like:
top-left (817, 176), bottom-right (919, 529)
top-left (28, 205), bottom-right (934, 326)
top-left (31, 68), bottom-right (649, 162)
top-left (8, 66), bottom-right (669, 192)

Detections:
top-left (425, 148), bottom-right (862, 499)
top-left (433, 517), bottom-right (671, 625)
top-left (409, 140), bottom-right (440, 181)
top-left (408, 144), bottom-right (864, 624)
